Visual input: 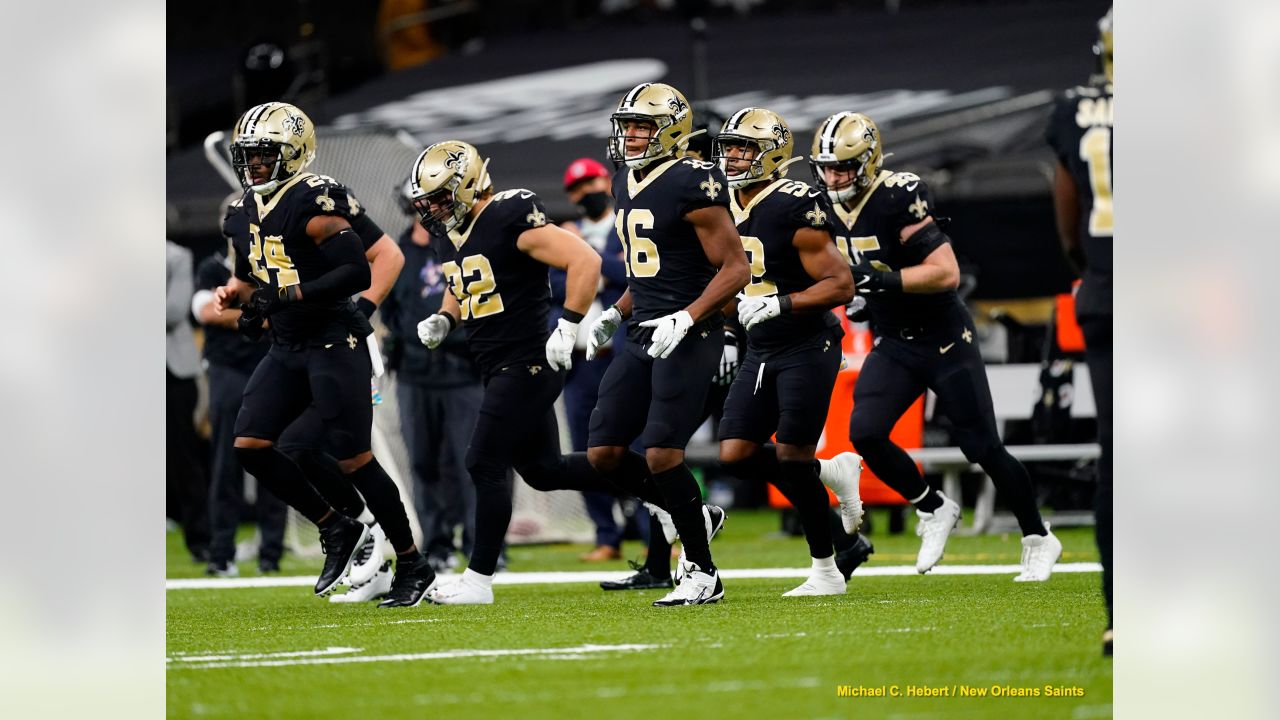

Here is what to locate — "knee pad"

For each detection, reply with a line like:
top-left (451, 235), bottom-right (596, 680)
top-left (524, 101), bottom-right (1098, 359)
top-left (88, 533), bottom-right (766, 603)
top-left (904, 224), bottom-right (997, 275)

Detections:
top-left (465, 452), bottom-right (508, 491)
top-left (235, 445), bottom-right (275, 476)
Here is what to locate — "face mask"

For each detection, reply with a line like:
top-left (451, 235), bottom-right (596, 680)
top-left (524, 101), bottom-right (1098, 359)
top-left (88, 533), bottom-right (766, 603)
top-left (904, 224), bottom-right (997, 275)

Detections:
top-left (577, 191), bottom-right (611, 219)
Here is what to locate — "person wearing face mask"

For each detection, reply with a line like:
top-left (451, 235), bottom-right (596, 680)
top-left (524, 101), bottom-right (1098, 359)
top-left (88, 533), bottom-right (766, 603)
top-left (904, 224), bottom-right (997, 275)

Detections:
top-left (553, 157), bottom-right (636, 563)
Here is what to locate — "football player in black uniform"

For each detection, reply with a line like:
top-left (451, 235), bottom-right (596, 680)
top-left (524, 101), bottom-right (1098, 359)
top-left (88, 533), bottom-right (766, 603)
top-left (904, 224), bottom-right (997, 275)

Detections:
top-left (583, 83), bottom-right (750, 606)
top-left (712, 107), bottom-right (862, 596)
top-left (212, 102), bottom-right (436, 607)
top-left (1048, 7), bottom-right (1113, 652)
top-left (408, 141), bottom-right (608, 605)
top-left (810, 111), bottom-right (1061, 580)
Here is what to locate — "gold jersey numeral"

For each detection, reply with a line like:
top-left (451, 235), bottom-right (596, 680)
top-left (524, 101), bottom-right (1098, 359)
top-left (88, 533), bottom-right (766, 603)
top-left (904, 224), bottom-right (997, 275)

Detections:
top-left (739, 236), bottom-right (779, 297)
top-left (1079, 127), bottom-right (1114, 237)
top-left (836, 235), bottom-right (893, 272)
top-left (442, 254), bottom-right (505, 320)
top-left (615, 208), bottom-right (661, 278)
top-left (247, 223), bottom-right (299, 288)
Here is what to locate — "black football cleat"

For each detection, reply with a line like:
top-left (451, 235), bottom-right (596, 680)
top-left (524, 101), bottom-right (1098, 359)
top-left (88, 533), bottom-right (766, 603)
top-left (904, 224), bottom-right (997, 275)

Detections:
top-left (835, 533), bottom-right (875, 581)
top-left (377, 558), bottom-right (438, 608)
top-left (600, 561), bottom-right (675, 591)
top-left (314, 516), bottom-right (370, 596)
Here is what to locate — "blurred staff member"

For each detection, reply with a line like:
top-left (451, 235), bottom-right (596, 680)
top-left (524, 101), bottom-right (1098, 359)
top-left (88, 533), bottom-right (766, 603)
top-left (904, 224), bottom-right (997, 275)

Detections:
top-left (556, 158), bottom-right (633, 562)
top-left (167, 239), bottom-right (210, 562)
top-left (1047, 7), bottom-right (1114, 655)
top-left (191, 195), bottom-right (288, 577)
top-left (382, 181), bottom-right (482, 573)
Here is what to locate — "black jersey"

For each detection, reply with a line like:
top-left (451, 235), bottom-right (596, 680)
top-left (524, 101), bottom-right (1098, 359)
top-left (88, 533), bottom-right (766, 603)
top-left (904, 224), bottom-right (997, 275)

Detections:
top-left (611, 156), bottom-right (730, 339)
top-left (436, 188), bottom-right (552, 376)
top-left (230, 173), bottom-right (384, 346)
top-left (1046, 82), bottom-right (1113, 317)
top-left (731, 177), bottom-right (840, 356)
top-left (826, 169), bottom-right (966, 333)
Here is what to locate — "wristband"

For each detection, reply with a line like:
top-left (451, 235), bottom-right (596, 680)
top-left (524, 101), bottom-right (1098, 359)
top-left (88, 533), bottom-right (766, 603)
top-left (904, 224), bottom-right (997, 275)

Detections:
top-left (355, 297), bottom-right (377, 318)
top-left (561, 308), bottom-right (585, 324)
top-left (436, 311), bottom-right (457, 332)
top-left (777, 295), bottom-right (793, 313)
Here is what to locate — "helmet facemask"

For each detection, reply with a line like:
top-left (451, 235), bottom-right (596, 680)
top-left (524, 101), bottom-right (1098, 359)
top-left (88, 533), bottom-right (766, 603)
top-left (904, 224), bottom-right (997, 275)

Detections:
top-left (609, 113), bottom-right (670, 169)
top-left (231, 139), bottom-right (293, 195)
top-left (810, 154), bottom-right (872, 204)
top-left (715, 136), bottom-right (777, 189)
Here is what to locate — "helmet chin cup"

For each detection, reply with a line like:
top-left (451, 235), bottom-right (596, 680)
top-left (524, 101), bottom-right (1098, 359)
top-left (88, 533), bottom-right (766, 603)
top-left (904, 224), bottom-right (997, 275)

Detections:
top-left (827, 184), bottom-right (857, 204)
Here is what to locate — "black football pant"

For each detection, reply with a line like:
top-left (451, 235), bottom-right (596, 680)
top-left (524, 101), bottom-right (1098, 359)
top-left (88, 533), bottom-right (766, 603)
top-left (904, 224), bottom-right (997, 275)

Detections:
top-left (1080, 314), bottom-right (1113, 628)
top-left (207, 363), bottom-right (286, 566)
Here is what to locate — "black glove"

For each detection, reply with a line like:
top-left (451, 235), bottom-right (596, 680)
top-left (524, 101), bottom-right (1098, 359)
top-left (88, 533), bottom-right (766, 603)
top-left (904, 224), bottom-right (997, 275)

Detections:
top-left (238, 307), bottom-right (266, 342)
top-left (851, 261), bottom-right (903, 295)
top-left (844, 296), bottom-right (869, 323)
top-left (248, 285), bottom-right (300, 317)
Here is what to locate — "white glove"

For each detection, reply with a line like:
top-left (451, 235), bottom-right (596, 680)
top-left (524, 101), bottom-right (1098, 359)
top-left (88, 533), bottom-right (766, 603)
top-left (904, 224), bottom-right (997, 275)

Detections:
top-left (417, 313), bottom-right (452, 349)
top-left (713, 331), bottom-right (740, 386)
top-left (585, 305), bottom-right (623, 360)
top-left (738, 295), bottom-right (782, 331)
top-left (545, 317), bottom-right (579, 371)
top-left (638, 310), bottom-right (694, 359)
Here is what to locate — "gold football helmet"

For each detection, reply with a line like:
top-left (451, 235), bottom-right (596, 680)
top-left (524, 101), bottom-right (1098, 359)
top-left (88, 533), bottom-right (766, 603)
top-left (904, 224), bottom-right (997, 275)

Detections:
top-left (229, 101), bottom-right (317, 195)
top-left (608, 82), bottom-right (694, 169)
top-left (407, 140), bottom-right (492, 233)
top-left (809, 112), bottom-right (883, 204)
top-left (712, 107), bottom-right (794, 189)
top-left (1094, 8), bottom-right (1113, 83)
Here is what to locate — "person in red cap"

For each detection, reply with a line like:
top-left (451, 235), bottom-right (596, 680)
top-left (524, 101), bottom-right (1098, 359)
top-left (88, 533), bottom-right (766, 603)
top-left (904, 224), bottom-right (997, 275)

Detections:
top-left (554, 157), bottom-right (638, 563)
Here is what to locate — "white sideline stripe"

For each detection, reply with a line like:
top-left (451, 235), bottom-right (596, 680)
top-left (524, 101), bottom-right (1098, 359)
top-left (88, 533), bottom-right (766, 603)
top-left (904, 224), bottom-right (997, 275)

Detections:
top-left (167, 647), bottom-right (361, 663)
top-left (169, 643), bottom-right (662, 670)
top-left (166, 563), bottom-right (1101, 590)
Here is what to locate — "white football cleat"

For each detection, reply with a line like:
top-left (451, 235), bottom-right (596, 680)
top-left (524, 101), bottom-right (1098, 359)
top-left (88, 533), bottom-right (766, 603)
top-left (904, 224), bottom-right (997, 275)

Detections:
top-left (782, 565), bottom-right (847, 597)
top-left (653, 562), bottom-right (723, 606)
top-left (427, 571), bottom-right (494, 605)
top-left (330, 561), bottom-right (393, 603)
top-left (818, 452), bottom-right (865, 534)
top-left (915, 491), bottom-right (961, 573)
top-left (346, 523), bottom-right (387, 587)
top-left (1014, 524), bottom-right (1063, 582)
top-left (674, 505), bottom-right (727, 584)
top-left (644, 502), bottom-right (678, 544)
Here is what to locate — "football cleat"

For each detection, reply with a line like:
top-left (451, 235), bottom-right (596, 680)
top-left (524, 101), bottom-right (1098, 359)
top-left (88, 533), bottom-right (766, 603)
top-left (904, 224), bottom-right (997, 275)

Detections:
top-left (257, 558), bottom-right (280, 574)
top-left (205, 561), bottom-right (239, 578)
top-left (347, 523), bottom-right (386, 587)
top-left (782, 565), bottom-right (847, 597)
top-left (314, 516), bottom-right (370, 596)
top-left (819, 452), bottom-right (865, 534)
top-left (915, 492), bottom-right (961, 574)
top-left (653, 562), bottom-right (723, 606)
top-left (426, 571), bottom-right (494, 606)
top-left (674, 505), bottom-right (727, 584)
top-left (376, 558), bottom-right (438, 608)
top-left (330, 561), bottom-right (393, 603)
top-left (600, 561), bottom-right (675, 591)
top-left (835, 533), bottom-right (875, 581)
top-left (1014, 524), bottom-right (1063, 582)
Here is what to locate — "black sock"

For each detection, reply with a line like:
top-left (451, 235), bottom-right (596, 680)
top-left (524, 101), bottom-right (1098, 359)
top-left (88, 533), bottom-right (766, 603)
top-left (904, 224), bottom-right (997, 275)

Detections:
top-left (345, 457), bottom-right (416, 554)
top-left (534, 452), bottom-right (666, 507)
top-left (720, 445), bottom-right (779, 484)
top-left (236, 446), bottom-right (332, 525)
top-left (651, 464), bottom-right (712, 572)
top-left (828, 508), bottom-right (856, 552)
top-left (772, 460), bottom-right (835, 560)
top-left (396, 547), bottom-right (426, 568)
top-left (468, 457), bottom-right (511, 576)
top-left (643, 512), bottom-right (673, 576)
top-left (289, 449), bottom-right (368, 520)
top-left (854, 436), bottom-right (941, 511)
top-left (976, 446), bottom-right (1047, 536)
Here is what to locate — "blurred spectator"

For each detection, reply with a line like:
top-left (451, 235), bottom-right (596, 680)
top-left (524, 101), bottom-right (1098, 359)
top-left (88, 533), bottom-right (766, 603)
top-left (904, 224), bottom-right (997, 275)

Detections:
top-left (190, 196), bottom-right (288, 577)
top-left (382, 183), bottom-right (481, 573)
top-left (555, 158), bottom-right (644, 562)
top-left (167, 239), bottom-right (209, 562)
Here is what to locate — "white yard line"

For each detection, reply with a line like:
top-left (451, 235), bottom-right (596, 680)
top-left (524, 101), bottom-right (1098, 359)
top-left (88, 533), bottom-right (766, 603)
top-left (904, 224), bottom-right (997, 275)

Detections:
top-left (169, 643), bottom-right (663, 671)
top-left (167, 647), bottom-right (361, 663)
top-left (167, 562), bottom-right (1102, 590)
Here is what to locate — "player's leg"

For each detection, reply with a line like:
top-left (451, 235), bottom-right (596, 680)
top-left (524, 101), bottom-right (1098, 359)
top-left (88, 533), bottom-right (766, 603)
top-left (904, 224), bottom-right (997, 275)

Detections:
top-left (930, 341), bottom-right (1060, 581)
top-left (1080, 315), bottom-right (1113, 646)
top-left (645, 325), bottom-right (725, 606)
top-left (849, 347), bottom-right (960, 572)
top-left (233, 348), bottom-right (359, 595)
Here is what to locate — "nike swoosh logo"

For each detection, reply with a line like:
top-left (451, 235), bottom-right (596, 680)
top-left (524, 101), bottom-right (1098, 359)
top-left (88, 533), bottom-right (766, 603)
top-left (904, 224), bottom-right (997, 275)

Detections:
top-left (939, 343), bottom-right (955, 354)
top-left (906, 182), bottom-right (919, 191)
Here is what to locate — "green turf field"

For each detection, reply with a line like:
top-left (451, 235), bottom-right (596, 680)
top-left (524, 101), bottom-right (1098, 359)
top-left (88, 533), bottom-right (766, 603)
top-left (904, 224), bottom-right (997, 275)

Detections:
top-left (167, 510), bottom-right (1112, 719)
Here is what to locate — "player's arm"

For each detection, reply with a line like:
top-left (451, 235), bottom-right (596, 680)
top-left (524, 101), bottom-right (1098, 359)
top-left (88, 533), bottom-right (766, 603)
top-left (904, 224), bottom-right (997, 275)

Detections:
top-left (438, 290), bottom-right (461, 326)
top-left (194, 289), bottom-right (240, 329)
top-left (613, 287), bottom-right (633, 318)
top-left (518, 224), bottom-right (602, 317)
top-left (791, 227), bottom-right (854, 311)
top-left (897, 216), bottom-right (959, 293)
top-left (213, 275), bottom-right (254, 313)
top-left (287, 214), bottom-right (372, 302)
top-left (1052, 161), bottom-right (1086, 273)
top-left (685, 205), bottom-right (750, 321)
top-left (359, 233), bottom-right (404, 316)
